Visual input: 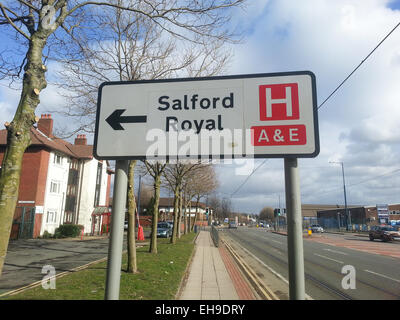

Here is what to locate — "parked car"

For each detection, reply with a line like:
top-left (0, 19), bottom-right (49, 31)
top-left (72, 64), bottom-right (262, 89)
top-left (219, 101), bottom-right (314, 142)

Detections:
top-left (166, 221), bottom-right (174, 229)
top-left (229, 222), bottom-right (238, 229)
top-left (159, 221), bottom-right (173, 231)
top-left (310, 224), bottom-right (324, 233)
top-left (156, 222), bottom-right (172, 238)
top-left (369, 225), bottom-right (400, 242)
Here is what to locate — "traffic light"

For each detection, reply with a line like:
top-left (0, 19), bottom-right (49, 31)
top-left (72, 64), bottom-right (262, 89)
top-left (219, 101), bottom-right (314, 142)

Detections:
top-left (205, 207), bottom-right (209, 216)
top-left (274, 208), bottom-right (287, 217)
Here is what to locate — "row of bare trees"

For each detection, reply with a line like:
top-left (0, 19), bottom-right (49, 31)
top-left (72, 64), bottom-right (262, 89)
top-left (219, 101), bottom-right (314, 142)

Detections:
top-left (0, 0), bottom-right (246, 276)
top-left (125, 160), bottom-right (217, 273)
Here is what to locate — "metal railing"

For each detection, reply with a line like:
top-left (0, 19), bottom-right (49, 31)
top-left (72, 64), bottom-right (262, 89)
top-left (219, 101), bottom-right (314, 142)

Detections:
top-left (210, 225), bottom-right (219, 247)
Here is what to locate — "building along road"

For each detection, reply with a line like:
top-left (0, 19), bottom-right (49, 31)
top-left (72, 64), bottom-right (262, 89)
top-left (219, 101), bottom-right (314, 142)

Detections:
top-left (221, 227), bottom-right (400, 300)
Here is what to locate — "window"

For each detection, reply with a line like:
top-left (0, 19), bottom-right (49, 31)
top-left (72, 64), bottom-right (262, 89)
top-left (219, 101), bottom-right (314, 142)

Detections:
top-left (46, 210), bottom-right (57, 224)
top-left (50, 181), bottom-right (61, 194)
top-left (54, 154), bottom-right (63, 165)
top-left (69, 159), bottom-right (79, 170)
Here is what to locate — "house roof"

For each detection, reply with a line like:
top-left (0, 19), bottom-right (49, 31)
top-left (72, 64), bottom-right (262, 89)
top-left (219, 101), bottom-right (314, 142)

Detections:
top-left (0, 127), bottom-right (93, 160)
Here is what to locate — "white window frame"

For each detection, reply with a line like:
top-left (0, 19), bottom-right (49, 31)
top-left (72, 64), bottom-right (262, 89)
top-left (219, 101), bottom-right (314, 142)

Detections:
top-left (53, 153), bottom-right (63, 165)
top-left (50, 180), bottom-right (61, 194)
top-left (46, 210), bottom-right (57, 224)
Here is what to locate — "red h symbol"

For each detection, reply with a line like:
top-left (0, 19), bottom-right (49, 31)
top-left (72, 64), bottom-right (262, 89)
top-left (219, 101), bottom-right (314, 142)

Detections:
top-left (259, 83), bottom-right (299, 121)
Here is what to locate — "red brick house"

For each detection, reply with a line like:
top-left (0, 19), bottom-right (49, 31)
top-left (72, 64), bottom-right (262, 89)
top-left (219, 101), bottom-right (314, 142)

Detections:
top-left (0, 114), bottom-right (113, 239)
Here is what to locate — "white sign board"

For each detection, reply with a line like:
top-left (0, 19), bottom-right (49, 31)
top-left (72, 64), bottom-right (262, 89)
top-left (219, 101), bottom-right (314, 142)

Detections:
top-left (94, 72), bottom-right (319, 160)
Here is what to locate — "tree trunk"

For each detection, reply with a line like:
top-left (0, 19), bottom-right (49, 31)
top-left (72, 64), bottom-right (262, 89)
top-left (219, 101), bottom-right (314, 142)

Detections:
top-left (183, 192), bottom-right (187, 235)
top-left (188, 202), bottom-right (192, 233)
top-left (0, 35), bottom-right (48, 276)
top-left (184, 203), bottom-right (189, 235)
top-left (170, 187), bottom-right (179, 244)
top-left (177, 191), bottom-right (183, 239)
top-left (127, 160), bottom-right (137, 273)
top-left (149, 174), bottom-right (161, 254)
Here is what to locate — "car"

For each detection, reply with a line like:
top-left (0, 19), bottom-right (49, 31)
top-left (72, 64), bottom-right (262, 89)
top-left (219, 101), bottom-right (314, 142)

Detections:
top-left (228, 222), bottom-right (238, 229)
top-left (310, 224), bottom-right (324, 233)
top-left (158, 221), bottom-right (173, 231)
top-left (156, 228), bottom-right (171, 238)
top-left (369, 225), bottom-right (400, 242)
top-left (156, 222), bottom-right (172, 238)
top-left (165, 221), bottom-right (174, 229)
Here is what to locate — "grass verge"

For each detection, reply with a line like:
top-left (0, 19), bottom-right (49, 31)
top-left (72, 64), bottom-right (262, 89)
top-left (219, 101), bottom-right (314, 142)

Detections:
top-left (5, 232), bottom-right (196, 300)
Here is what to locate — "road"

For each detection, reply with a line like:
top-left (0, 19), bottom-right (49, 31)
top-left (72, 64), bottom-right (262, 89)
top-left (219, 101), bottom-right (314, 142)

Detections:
top-left (221, 227), bottom-right (400, 300)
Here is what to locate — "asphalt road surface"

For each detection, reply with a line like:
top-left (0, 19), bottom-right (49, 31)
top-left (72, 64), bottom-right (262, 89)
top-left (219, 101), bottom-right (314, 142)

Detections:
top-left (222, 227), bottom-right (400, 300)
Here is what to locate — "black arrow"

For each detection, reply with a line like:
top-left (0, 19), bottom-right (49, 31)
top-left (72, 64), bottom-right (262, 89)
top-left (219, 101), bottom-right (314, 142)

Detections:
top-left (106, 109), bottom-right (147, 130)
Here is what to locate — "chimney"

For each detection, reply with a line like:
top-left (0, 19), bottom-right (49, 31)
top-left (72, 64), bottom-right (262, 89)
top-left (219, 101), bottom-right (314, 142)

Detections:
top-left (37, 114), bottom-right (53, 137)
top-left (74, 134), bottom-right (87, 145)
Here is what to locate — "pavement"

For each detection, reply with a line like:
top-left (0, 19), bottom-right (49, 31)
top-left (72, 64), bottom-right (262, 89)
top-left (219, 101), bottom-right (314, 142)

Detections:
top-left (179, 230), bottom-right (256, 300)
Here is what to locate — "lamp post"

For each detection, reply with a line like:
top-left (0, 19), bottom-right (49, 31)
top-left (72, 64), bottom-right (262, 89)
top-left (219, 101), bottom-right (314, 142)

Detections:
top-left (330, 161), bottom-right (351, 230)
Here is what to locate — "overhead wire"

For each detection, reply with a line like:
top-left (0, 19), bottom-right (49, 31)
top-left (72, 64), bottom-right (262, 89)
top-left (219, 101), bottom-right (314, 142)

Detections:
top-left (216, 21), bottom-right (400, 206)
top-left (229, 159), bottom-right (268, 197)
top-left (318, 21), bottom-right (400, 110)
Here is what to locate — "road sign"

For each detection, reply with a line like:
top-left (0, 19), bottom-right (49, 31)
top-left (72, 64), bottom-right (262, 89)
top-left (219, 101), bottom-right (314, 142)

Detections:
top-left (94, 71), bottom-right (319, 160)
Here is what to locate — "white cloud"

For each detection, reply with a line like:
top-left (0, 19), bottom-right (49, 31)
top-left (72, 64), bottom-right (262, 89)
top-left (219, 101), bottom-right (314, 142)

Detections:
top-left (0, 83), bottom-right (21, 123)
top-left (221, 0), bottom-right (400, 213)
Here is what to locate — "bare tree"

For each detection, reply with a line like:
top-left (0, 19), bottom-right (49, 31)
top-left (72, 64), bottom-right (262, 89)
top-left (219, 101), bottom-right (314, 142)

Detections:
top-left (189, 165), bottom-right (218, 229)
top-left (209, 195), bottom-right (221, 222)
top-left (53, 6), bottom-right (232, 135)
top-left (0, 0), bottom-right (245, 275)
top-left (221, 197), bottom-right (232, 219)
top-left (53, 2), bottom-right (233, 269)
top-left (143, 160), bottom-right (167, 254)
top-left (163, 161), bottom-right (205, 243)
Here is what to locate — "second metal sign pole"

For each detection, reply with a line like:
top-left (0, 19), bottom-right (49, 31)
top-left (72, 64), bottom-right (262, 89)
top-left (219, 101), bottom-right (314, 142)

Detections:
top-left (284, 157), bottom-right (305, 300)
top-left (105, 160), bottom-right (129, 300)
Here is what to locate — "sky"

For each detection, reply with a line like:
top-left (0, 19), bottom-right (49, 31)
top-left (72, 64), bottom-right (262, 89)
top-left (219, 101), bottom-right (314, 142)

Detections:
top-left (1, 0), bottom-right (400, 214)
top-left (216, 0), bottom-right (400, 213)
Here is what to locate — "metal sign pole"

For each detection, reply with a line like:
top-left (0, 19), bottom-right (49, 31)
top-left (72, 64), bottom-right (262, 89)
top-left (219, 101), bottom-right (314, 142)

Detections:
top-left (105, 160), bottom-right (129, 300)
top-left (284, 157), bottom-right (305, 300)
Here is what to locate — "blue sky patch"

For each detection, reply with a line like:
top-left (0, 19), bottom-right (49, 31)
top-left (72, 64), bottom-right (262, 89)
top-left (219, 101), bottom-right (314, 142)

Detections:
top-left (386, 0), bottom-right (400, 10)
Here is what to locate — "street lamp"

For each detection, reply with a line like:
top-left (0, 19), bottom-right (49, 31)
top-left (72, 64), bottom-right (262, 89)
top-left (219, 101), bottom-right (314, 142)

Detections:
top-left (329, 161), bottom-right (351, 230)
